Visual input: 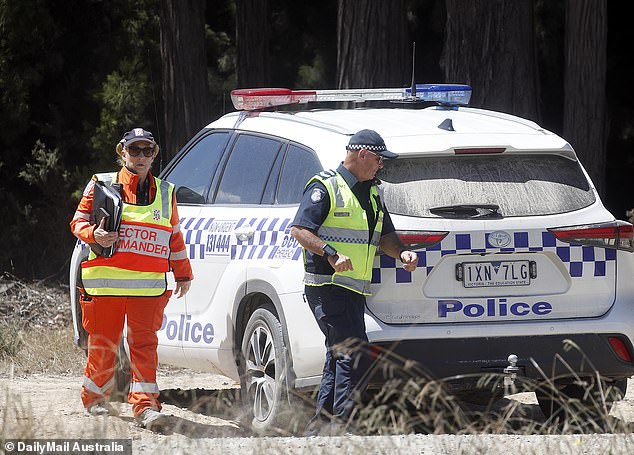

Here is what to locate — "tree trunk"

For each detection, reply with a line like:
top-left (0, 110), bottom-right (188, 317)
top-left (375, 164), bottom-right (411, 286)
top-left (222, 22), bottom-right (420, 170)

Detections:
top-left (159, 0), bottom-right (209, 159)
top-left (236, 0), bottom-right (271, 87)
top-left (563, 0), bottom-right (607, 197)
top-left (442, 0), bottom-right (539, 121)
top-left (337, 0), bottom-right (408, 89)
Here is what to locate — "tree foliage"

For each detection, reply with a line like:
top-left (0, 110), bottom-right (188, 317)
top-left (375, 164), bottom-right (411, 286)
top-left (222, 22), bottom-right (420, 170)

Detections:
top-left (8, 141), bottom-right (77, 279)
top-left (0, 0), bottom-right (162, 278)
top-left (91, 0), bottom-right (161, 169)
top-left (0, 0), bottom-right (633, 280)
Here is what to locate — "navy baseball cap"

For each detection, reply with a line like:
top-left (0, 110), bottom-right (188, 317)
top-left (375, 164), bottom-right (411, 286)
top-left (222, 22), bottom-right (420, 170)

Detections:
top-left (346, 129), bottom-right (398, 159)
top-left (121, 128), bottom-right (156, 147)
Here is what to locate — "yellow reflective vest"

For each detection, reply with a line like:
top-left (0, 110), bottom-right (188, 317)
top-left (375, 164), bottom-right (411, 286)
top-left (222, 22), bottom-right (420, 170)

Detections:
top-left (81, 172), bottom-right (174, 297)
top-left (303, 170), bottom-right (383, 295)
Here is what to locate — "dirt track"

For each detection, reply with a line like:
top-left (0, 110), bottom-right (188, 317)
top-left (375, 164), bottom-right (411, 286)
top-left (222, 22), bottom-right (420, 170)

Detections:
top-left (3, 372), bottom-right (634, 454)
top-left (3, 280), bottom-right (634, 453)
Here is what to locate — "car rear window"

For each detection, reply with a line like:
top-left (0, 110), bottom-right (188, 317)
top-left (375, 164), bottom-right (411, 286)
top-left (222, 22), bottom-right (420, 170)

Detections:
top-left (379, 154), bottom-right (595, 217)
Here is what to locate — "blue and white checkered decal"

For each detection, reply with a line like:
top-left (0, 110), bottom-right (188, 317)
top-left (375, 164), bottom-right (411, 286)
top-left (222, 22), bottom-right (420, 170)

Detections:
top-left (180, 216), bottom-right (302, 261)
top-left (372, 231), bottom-right (616, 284)
top-left (180, 221), bottom-right (616, 282)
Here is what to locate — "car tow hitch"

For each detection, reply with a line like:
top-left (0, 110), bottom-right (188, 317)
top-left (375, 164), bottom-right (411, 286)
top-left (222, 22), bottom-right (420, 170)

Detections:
top-left (503, 354), bottom-right (519, 394)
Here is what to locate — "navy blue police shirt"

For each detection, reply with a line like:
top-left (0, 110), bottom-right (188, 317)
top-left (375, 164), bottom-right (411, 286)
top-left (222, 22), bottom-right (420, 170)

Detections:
top-left (291, 163), bottom-right (396, 275)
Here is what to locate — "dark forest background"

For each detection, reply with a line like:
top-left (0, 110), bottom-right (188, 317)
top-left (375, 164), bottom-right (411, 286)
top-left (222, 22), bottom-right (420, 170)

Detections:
top-left (1, 0), bottom-right (632, 280)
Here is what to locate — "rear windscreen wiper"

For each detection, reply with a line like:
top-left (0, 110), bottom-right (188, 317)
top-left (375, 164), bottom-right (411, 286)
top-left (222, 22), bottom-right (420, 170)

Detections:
top-left (429, 204), bottom-right (502, 219)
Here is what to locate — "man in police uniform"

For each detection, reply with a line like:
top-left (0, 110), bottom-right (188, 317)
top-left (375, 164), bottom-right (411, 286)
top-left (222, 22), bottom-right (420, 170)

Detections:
top-left (290, 129), bottom-right (418, 433)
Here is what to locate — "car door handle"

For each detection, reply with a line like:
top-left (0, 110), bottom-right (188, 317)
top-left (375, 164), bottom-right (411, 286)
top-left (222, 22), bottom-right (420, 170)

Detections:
top-left (234, 225), bottom-right (255, 242)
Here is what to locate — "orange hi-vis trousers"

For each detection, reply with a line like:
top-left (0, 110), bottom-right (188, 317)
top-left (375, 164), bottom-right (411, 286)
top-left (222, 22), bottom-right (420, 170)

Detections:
top-left (80, 291), bottom-right (171, 416)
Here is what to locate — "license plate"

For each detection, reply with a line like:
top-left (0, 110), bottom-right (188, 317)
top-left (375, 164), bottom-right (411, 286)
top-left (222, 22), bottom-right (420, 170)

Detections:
top-left (459, 260), bottom-right (532, 288)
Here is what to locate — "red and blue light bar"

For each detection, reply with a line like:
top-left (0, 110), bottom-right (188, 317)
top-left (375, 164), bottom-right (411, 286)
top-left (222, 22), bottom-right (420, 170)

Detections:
top-left (230, 84), bottom-right (472, 111)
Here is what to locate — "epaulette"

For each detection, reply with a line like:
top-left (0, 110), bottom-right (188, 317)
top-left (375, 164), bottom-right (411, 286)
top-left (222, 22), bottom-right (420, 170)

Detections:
top-left (318, 169), bottom-right (337, 179)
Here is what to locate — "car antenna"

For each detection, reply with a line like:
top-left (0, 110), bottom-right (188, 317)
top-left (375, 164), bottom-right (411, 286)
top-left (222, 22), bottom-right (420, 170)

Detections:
top-left (398, 42), bottom-right (417, 104)
top-left (147, 48), bottom-right (163, 173)
top-left (410, 42), bottom-right (417, 101)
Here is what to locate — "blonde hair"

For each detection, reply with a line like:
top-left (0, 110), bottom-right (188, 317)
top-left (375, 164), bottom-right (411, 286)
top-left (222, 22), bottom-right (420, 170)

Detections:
top-left (115, 142), bottom-right (160, 167)
top-left (115, 142), bottom-right (125, 166)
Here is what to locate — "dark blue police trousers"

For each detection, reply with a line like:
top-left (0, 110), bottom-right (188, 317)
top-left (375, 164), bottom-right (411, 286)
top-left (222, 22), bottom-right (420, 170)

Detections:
top-left (305, 284), bottom-right (370, 423)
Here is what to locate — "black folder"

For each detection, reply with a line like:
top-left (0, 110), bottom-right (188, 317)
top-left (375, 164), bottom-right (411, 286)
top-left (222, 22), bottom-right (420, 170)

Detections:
top-left (89, 181), bottom-right (123, 258)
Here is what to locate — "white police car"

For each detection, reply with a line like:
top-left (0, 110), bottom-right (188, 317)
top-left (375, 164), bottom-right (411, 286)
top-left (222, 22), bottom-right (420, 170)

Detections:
top-left (70, 84), bottom-right (634, 431)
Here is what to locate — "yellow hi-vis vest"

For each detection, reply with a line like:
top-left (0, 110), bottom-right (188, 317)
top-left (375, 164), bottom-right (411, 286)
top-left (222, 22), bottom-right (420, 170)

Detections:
top-left (303, 170), bottom-right (384, 295)
top-left (81, 172), bottom-right (174, 297)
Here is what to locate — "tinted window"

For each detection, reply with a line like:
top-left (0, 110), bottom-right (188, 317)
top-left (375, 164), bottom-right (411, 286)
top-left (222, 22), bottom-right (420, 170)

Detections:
top-left (380, 154), bottom-right (595, 217)
top-left (164, 132), bottom-right (230, 204)
top-left (215, 134), bottom-right (282, 204)
top-left (276, 145), bottom-right (322, 204)
top-left (262, 146), bottom-right (286, 204)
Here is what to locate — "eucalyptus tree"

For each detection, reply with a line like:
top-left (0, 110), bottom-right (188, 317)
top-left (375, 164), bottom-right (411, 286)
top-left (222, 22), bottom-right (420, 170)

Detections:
top-left (442, 0), bottom-right (540, 121)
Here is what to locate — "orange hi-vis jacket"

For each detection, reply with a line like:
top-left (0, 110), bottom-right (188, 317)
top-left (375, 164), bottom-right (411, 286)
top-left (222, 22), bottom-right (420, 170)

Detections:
top-left (70, 166), bottom-right (193, 292)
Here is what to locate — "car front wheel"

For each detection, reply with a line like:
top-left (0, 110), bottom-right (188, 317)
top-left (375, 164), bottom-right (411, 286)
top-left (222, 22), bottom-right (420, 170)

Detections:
top-left (240, 305), bottom-right (292, 433)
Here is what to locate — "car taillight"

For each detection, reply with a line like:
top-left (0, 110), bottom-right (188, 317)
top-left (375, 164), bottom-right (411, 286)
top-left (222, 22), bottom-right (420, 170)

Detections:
top-left (608, 336), bottom-right (633, 363)
top-left (548, 221), bottom-right (634, 252)
top-left (396, 230), bottom-right (448, 250)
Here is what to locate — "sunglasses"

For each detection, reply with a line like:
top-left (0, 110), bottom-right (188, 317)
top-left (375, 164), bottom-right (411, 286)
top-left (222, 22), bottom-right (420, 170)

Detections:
top-left (366, 149), bottom-right (384, 164)
top-left (126, 145), bottom-right (155, 157)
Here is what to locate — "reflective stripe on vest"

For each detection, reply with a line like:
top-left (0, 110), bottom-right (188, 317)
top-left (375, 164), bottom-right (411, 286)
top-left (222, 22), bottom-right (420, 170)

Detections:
top-left (304, 272), bottom-right (373, 295)
top-left (81, 172), bottom-right (174, 297)
top-left (81, 266), bottom-right (167, 296)
top-left (303, 171), bottom-right (384, 295)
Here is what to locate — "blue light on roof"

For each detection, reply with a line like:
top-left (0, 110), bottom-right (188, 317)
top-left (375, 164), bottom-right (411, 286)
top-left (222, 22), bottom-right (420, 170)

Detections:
top-left (403, 84), bottom-right (472, 106)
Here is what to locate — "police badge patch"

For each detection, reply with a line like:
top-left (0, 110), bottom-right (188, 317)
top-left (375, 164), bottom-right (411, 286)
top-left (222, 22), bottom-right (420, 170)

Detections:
top-left (310, 188), bottom-right (324, 203)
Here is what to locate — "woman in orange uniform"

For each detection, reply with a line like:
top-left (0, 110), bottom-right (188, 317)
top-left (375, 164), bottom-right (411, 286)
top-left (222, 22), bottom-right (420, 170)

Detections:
top-left (70, 128), bottom-right (193, 429)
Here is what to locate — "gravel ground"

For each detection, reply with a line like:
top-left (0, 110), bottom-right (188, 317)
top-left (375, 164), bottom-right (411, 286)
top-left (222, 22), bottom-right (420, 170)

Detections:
top-left (3, 278), bottom-right (634, 454)
top-left (133, 433), bottom-right (634, 455)
top-left (2, 372), bottom-right (634, 455)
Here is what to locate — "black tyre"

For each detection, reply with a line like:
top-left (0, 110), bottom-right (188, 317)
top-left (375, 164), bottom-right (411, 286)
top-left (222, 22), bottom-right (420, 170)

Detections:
top-left (240, 305), bottom-right (293, 433)
top-left (74, 296), bottom-right (89, 353)
top-left (614, 378), bottom-right (628, 397)
top-left (536, 379), bottom-right (626, 431)
top-left (110, 338), bottom-right (131, 402)
top-left (73, 283), bottom-right (88, 353)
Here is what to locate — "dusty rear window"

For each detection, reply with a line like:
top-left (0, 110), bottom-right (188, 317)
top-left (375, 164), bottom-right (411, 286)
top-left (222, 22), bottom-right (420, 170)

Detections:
top-left (379, 154), bottom-right (595, 217)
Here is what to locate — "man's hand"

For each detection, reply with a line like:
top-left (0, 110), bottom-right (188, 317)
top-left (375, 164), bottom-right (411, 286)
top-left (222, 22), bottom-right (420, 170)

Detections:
top-left (327, 253), bottom-right (354, 272)
top-left (174, 280), bottom-right (191, 298)
top-left (94, 217), bottom-right (118, 247)
top-left (400, 250), bottom-right (418, 272)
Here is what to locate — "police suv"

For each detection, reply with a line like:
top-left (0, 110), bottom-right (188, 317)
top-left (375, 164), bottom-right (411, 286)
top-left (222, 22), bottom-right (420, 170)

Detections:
top-left (70, 84), bottom-right (634, 431)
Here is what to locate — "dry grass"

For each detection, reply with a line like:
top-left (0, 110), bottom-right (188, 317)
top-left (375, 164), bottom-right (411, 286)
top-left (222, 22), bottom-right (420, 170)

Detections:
top-left (291, 339), bottom-right (634, 437)
top-left (0, 273), bottom-right (71, 328)
top-left (1, 274), bottom-right (634, 454)
top-left (0, 324), bottom-right (85, 376)
top-left (0, 273), bottom-right (84, 376)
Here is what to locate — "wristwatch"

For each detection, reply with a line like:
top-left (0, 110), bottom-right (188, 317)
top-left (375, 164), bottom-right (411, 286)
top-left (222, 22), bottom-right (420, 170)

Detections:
top-left (322, 243), bottom-right (337, 257)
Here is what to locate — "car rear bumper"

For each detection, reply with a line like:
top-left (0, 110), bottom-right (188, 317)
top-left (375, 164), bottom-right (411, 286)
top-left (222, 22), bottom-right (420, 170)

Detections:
top-left (368, 333), bottom-right (634, 384)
